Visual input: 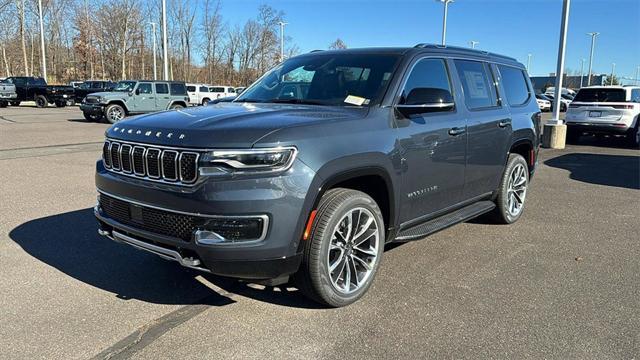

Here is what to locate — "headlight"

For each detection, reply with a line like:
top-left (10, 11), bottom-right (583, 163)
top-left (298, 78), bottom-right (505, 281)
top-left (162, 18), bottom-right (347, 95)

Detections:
top-left (200, 147), bottom-right (297, 176)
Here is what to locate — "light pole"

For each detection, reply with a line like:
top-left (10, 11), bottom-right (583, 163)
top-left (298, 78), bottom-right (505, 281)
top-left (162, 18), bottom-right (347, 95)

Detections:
top-left (610, 63), bottom-right (615, 85)
top-left (161, 0), bottom-right (169, 80)
top-left (579, 58), bottom-right (585, 88)
top-left (468, 40), bottom-right (479, 49)
top-left (37, 0), bottom-right (46, 80)
top-left (586, 32), bottom-right (599, 86)
top-left (636, 66), bottom-right (639, 85)
top-left (526, 53), bottom-right (532, 73)
top-left (150, 22), bottom-right (157, 80)
top-left (437, 0), bottom-right (454, 46)
top-left (278, 21), bottom-right (288, 62)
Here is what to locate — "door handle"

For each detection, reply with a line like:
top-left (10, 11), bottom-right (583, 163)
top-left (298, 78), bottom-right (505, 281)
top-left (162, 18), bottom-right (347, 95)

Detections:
top-left (448, 127), bottom-right (466, 136)
top-left (148, 97), bottom-right (154, 99)
top-left (498, 119), bottom-right (512, 128)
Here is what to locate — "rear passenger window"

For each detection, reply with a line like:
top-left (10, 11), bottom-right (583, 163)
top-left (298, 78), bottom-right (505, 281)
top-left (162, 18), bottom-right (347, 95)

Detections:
top-left (199, 86), bottom-right (208, 92)
top-left (454, 60), bottom-right (498, 110)
top-left (498, 65), bottom-right (530, 106)
top-left (170, 83), bottom-right (187, 95)
top-left (399, 58), bottom-right (454, 112)
top-left (155, 83), bottom-right (169, 94)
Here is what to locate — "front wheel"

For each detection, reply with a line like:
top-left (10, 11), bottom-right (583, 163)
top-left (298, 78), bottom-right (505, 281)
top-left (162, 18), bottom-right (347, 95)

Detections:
top-left (0, 101), bottom-right (7, 108)
top-left (489, 154), bottom-right (529, 224)
top-left (295, 188), bottom-right (385, 307)
top-left (105, 104), bottom-right (125, 124)
top-left (627, 124), bottom-right (640, 149)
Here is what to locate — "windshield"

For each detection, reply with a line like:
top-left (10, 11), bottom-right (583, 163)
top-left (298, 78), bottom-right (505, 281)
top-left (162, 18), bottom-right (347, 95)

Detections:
top-left (574, 88), bottom-right (626, 102)
top-left (114, 81), bottom-right (137, 92)
top-left (235, 53), bottom-right (401, 106)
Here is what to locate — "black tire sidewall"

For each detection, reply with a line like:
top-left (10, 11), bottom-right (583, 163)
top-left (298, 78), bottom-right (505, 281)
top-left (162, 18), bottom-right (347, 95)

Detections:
top-left (495, 154), bottom-right (529, 224)
top-left (306, 190), bottom-right (385, 307)
top-left (35, 96), bottom-right (47, 108)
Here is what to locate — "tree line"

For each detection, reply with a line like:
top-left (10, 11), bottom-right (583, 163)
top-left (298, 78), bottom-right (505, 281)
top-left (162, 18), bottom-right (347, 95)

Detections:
top-left (0, 0), bottom-right (300, 86)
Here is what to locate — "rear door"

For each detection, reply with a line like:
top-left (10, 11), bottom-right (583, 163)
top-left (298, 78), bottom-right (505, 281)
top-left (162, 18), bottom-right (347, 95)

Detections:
top-left (395, 57), bottom-right (467, 223)
top-left (154, 83), bottom-right (171, 109)
top-left (452, 59), bottom-right (511, 199)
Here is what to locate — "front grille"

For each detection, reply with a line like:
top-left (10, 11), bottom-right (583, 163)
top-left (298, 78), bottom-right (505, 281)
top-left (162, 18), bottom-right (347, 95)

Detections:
top-left (103, 140), bottom-right (200, 185)
top-left (85, 96), bottom-right (99, 104)
top-left (99, 194), bottom-right (196, 241)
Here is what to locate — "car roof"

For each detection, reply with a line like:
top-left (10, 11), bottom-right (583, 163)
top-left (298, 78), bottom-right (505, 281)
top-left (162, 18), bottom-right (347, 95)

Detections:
top-left (121, 80), bottom-right (185, 83)
top-left (297, 43), bottom-right (524, 68)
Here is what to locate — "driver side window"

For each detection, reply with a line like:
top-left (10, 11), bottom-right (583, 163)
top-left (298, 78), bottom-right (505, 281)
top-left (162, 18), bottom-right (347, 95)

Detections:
top-left (399, 58), bottom-right (454, 112)
top-left (138, 83), bottom-right (152, 94)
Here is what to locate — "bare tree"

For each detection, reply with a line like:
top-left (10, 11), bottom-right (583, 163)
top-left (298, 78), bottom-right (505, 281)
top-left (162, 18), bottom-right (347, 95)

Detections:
top-left (329, 38), bottom-right (348, 50)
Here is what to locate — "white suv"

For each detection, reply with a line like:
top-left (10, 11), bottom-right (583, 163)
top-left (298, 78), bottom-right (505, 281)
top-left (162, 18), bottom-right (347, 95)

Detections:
top-left (209, 86), bottom-right (236, 100)
top-left (186, 84), bottom-right (216, 106)
top-left (565, 86), bottom-right (640, 146)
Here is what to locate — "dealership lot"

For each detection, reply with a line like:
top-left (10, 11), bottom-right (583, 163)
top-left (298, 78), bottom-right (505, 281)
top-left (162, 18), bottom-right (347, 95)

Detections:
top-left (1, 106), bottom-right (639, 359)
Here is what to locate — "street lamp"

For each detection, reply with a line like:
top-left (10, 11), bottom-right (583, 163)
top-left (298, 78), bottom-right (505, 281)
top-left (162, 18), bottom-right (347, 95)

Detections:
top-left (586, 32), bottom-right (599, 86)
top-left (278, 22), bottom-right (288, 62)
top-left (636, 66), bottom-right (639, 85)
top-left (161, 0), bottom-right (169, 80)
top-left (437, 0), bottom-right (454, 46)
top-left (610, 63), bottom-right (615, 85)
top-left (149, 22), bottom-right (157, 80)
top-left (37, 0), bottom-right (46, 80)
top-left (579, 58), bottom-right (585, 88)
top-left (468, 40), bottom-right (479, 49)
top-left (526, 53), bottom-right (532, 73)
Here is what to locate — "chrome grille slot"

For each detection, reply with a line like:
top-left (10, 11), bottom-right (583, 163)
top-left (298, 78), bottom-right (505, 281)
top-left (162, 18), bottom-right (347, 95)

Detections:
top-left (132, 146), bottom-right (146, 175)
top-left (102, 139), bottom-right (200, 186)
top-left (146, 148), bottom-right (161, 178)
top-left (120, 144), bottom-right (132, 173)
top-left (161, 150), bottom-right (178, 181)
top-left (102, 142), bottom-right (111, 168)
top-left (110, 143), bottom-right (121, 170)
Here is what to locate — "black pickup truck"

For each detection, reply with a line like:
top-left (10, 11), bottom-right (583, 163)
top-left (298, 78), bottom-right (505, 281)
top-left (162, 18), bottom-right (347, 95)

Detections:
top-left (73, 80), bottom-right (116, 103)
top-left (3, 76), bottom-right (75, 107)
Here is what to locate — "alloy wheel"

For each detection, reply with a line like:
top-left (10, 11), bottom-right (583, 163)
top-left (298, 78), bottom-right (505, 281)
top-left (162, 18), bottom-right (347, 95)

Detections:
top-left (506, 163), bottom-right (527, 217)
top-left (327, 207), bottom-right (380, 294)
top-left (108, 107), bottom-right (124, 122)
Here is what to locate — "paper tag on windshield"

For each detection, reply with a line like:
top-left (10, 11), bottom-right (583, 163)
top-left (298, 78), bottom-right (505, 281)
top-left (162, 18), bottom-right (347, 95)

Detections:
top-left (344, 95), bottom-right (367, 106)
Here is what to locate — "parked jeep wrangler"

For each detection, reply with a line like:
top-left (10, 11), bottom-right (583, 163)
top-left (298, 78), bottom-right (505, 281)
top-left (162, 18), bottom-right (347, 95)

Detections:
top-left (80, 80), bottom-right (189, 123)
top-left (95, 45), bottom-right (540, 307)
top-left (3, 76), bottom-right (74, 107)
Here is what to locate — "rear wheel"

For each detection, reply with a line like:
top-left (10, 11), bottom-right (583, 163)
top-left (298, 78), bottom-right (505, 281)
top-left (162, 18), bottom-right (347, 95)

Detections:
top-left (105, 104), bottom-right (125, 124)
top-left (295, 188), bottom-right (384, 307)
top-left (566, 128), bottom-right (581, 143)
top-left (202, 98), bottom-right (210, 105)
top-left (55, 100), bottom-right (66, 107)
top-left (489, 154), bottom-right (529, 224)
top-left (170, 103), bottom-right (184, 110)
top-left (35, 95), bottom-right (47, 108)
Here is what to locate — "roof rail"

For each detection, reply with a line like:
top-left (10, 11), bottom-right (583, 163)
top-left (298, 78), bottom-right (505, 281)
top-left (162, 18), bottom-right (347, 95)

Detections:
top-left (413, 43), bottom-right (518, 62)
top-left (309, 49), bottom-right (324, 53)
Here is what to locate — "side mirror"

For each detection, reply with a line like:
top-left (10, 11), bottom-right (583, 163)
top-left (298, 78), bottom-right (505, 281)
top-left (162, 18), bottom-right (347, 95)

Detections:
top-left (135, 88), bottom-right (140, 95)
top-left (396, 88), bottom-right (454, 116)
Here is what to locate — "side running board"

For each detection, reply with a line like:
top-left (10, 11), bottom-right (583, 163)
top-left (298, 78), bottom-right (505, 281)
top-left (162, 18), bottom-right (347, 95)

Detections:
top-left (395, 201), bottom-right (496, 242)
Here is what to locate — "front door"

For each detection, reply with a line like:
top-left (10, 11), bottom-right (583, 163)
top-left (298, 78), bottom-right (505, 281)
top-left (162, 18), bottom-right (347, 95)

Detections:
top-left (451, 60), bottom-right (512, 199)
top-left (132, 82), bottom-right (156, 112)
top-left (395, 57), bottom-right (467, 225)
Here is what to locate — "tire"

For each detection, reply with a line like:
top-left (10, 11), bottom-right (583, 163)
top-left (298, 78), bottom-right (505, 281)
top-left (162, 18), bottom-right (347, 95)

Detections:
top-left (0, 101), bottom-right (7, 108)
top-left (55, 100), bottom-right (66, 108)
top-left (105, 104), bottom-right (125, 124)
top-left (566, 128), bottom-right (580, 144)
top-left (294, 188), bottom-right (385, 307)
top-left (627, 123), bottom-right (640, 149)
top-left (202, 98), bottom-right (210, 106)
top-left (83, 112), bottom-right (104, 122)
top-left (35, 95), bottom-right (47, 108)
top-left (10, 101), bottom-right (20, 106)
top-left (170, 103), bottom-right (184, 110)
top-left (489, 154), bottom-right (529, 224)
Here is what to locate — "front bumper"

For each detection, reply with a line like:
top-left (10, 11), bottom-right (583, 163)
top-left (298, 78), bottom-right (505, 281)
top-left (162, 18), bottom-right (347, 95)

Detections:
top-left (80, 103), bottom-right (104, 115)
top-left (566, 122), bottom-right (631, 135)
top-left (94, 157), bottom-right (317, 279)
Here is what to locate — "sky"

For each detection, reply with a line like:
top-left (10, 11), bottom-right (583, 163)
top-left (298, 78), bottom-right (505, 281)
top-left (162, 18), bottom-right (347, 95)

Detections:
top-left (214, 0), bottom-right (640, 84)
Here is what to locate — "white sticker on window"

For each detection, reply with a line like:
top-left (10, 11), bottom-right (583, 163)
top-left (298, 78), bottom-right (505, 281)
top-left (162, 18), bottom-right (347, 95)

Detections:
top-left (463, 71), bottom-right (489, 99)
top-left (344, 95), bottom-right (367, 106)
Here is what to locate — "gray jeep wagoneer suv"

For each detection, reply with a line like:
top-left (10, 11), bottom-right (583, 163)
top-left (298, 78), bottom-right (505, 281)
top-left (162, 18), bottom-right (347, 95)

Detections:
top-left (95, 44), bottom-right (540, 307)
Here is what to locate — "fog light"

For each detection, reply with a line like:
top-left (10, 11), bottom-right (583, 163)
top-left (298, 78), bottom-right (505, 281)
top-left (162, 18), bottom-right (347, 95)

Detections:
top-left (194, 216), bottom-right (268, 245)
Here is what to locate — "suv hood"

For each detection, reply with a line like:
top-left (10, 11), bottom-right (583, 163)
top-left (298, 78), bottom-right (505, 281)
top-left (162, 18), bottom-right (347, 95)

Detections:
top-left (105, 102), bottom-right (368, 148)
top-left (87, 91), bottom-right (129, 99)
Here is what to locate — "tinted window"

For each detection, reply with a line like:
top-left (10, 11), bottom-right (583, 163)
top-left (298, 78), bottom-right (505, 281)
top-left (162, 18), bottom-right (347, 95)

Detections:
top-left (399, 58), bottom-right (453, 111)
top-left (498, 65), bottom-right (530, 106)
top-left (228, 88), bottom-right (236, 93)
top-left (10, 78), bottom-right (26, 86)
top-left (199, 86), bottom-right (208, 92)
top-left (170, 83), bottom-right (187, 95)
top-left (137, 83), bottom-right (153, 94)
top-left (573, 88), bottom-right (626, 102)
top-left (155, 83), bottom-right (169, 94)
top-left (454, 60), bottom-right (498, 109)
top-left (210, 87), bottom-right (225, 93)
top-left (28, 77), bottom-right (46, 85)
top-left (186, 86), bottom-right (196, 92)
top-left (631, 89), bottom-right (640, 103)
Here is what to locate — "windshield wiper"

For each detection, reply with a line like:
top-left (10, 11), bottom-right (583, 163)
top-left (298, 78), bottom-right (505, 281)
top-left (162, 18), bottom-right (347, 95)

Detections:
top-left (235, 98), bottom-right (263, 103)
top-left (267, 98), bottom-right (327, 105)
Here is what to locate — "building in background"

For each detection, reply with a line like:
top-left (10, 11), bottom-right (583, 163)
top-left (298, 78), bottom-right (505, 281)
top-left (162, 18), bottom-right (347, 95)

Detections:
top-left (530, 74), bottom-right (606, 93)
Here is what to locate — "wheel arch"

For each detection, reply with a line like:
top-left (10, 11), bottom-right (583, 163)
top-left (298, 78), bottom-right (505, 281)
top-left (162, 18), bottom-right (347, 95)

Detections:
top-left (106, 100), bottom-right (129, 114)
top-left (168, 100), bottom-right (188, 109)
top-left (509, 138), bottom-right (535, 173)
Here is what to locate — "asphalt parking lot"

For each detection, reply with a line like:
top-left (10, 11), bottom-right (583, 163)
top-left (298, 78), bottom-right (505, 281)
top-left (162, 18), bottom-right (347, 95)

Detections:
top-left (1, 105), bottom-right (639, 359)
